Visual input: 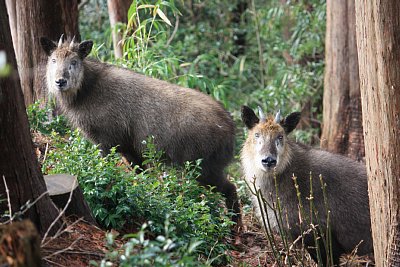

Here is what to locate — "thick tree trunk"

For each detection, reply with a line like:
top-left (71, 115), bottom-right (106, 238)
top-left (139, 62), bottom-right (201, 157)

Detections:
top-left (0, 0), bottom-right (62, 236)
top-left (355, 0), bottom-right (400, 266)
top-left (107, 0), bottom-right (132, 59)
top-left (6, 0), bottom-right (79, 106)
top-left (321, 0), bottom-right (364, 161)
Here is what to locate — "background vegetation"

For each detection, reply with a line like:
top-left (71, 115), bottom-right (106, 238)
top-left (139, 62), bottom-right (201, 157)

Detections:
top-left (30, 0), bottom-right (326, 265)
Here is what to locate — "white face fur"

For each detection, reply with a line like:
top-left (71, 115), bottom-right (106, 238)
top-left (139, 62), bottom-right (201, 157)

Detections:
top-left (243, 120), bottom-right (291, 176)
top-left (46, 49), bottom-right (84, 96)
top-left (41, 37), bottom-right (93, 97)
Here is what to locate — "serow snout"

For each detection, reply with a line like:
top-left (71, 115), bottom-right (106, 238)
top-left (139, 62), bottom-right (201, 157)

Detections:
top-left (55, 78), bottom-right (67, 88)
top-left (262, 157), bottom-right (277, 168)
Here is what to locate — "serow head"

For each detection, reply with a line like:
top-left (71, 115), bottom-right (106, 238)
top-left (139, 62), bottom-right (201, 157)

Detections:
top-left (40, 35), bottom-right (93, 95)
top-left (241, 105), bottom-right (301, 173)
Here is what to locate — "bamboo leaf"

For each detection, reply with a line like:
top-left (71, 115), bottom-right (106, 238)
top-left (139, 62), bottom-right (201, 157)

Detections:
top-left (138, 4), bottom-right (155, 9)
top-left (156, 8), bottom-right (172, 26)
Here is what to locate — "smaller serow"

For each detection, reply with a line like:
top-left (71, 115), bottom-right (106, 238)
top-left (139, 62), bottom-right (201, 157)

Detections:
top-left (240, 106), bottom-right (373, 266)
top-left (39, 36), bottom-right (241, 230)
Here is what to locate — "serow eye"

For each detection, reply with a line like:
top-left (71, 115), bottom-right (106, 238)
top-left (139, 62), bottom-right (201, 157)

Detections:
top-left (71, 60), bottom-right (77, 66)
top-left (51, 58), bottom-right (56, 63)
top-left (277, 135), bottom-right (284, 141)
top-left (255, 133), bottom-right (260, 138)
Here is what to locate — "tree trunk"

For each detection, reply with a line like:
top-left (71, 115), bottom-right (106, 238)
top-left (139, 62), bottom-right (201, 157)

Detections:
top-left (321, 0), bottom-right (364, 161)
top-left (5, 0), bottom-right (79, 106)
top-left (355, 0), bottom-right (400, 266)
top-left (107, 0), bottom-right (132, 59)
top-left (0, 0), bottom-right (62, 236)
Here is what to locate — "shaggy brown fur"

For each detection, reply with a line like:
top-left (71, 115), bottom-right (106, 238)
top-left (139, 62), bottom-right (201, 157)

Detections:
top-left (240, 106), bottom-right (373, 266)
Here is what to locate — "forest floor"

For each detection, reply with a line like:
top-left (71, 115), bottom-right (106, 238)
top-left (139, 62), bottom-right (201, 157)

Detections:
top-left (40, 212), bottom-right (276, 267)
top-left (40, 213), bottom-right (374, 266)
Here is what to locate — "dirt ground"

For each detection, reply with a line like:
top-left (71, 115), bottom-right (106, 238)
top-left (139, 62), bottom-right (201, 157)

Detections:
top-left (39, 213), bottom-right (272, 267)
top-left (39, 212), bottom-right (375, 267)
top-left (40, 213), bottom-right (276, 267)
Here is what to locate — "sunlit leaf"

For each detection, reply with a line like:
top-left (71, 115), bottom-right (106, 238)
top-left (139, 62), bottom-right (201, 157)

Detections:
top-left (156, 8), bottom-right (172, 26)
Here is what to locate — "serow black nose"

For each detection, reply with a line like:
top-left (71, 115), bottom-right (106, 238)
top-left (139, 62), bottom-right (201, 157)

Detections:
top-left (55, 79), bottom-right (67, 88)
top-left (262, 157), bottom-right (277, 168)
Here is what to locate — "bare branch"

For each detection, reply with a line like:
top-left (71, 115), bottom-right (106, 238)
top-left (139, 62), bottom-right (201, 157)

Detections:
top-left (166, 15), bottom-right (179, 47)
top-left (43, 237), bottom-right (82, 259)
top-left (2, 175), bottom-right (12, 221)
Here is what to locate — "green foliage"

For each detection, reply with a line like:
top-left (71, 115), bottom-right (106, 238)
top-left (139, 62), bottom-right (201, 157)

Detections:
top-left (93, 219), bottom-right (208, 267)
top-left (90, 0), bottom-right (232, 108)
top-left (40, 126), bottom-right (231, 264)
top-left (79, 0), bottom-right (113, 61)
top-left (26, 101), bottom-right (68, 135)
top-left (247, 0), bottom-right (326, 114)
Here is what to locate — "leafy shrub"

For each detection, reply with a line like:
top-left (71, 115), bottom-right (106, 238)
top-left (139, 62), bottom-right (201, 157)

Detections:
top-left (26, 101), bottom-right (68, 135)
top-left (41, 128), bottom-right (232, 264)
top-left (93, 219), bottom-right (208, 267)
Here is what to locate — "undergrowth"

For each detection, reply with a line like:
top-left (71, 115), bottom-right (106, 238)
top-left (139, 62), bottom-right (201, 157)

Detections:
top-left (29, 104), bottom-right (232, 265)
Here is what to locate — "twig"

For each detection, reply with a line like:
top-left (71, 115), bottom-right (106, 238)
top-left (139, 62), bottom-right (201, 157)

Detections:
top-left (2, 175), bottom-right (12, 221)
top-left (52, 250), bottom-right (104, 257)
top-left (41, 217), bottom-right (84, 248)
top-left (5, 190), bottom-right (49, 223)
top-left (43, 237), bottom-right (82, 259)
top-left (41, 178), bottom-right (76, 245)
top-left (43, 142), bottom-right (49, 164)
top-left (42, 258), bottom-right (67, 267)
top-left (166, 15), bottom-right (179, 46)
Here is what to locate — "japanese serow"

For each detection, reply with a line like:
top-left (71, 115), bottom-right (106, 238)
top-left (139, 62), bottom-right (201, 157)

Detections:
top-left (240, 106), bottom-right (373, 266)
top-left (39, 36), bottom-right (241, 227)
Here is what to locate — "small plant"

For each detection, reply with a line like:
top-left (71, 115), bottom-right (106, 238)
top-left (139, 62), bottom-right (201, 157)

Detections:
top-left (92, 217), bottom-right (208, 267)
top-left (26, 101), bottom-right (68, 135)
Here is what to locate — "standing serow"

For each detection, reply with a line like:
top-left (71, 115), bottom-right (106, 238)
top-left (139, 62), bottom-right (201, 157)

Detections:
top-left (39, 36), bottom-right (241, 230)
top-left (240, 106), bottom-right (373, 266)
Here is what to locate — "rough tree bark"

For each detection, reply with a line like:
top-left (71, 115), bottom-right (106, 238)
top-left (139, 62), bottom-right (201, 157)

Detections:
top-left (5, 0), bottom-right (80, 105)
top-left (355, 0), bottom-right (400, 266)
top-left (321, 0), bottom-right (364, 161)
top-left (107, 0), bottom-right (132, 59)
top-left (0, 0), bottom-right (62, 236)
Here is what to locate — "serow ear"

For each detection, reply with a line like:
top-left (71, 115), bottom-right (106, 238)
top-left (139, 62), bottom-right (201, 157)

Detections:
top-left (241, 106), bottom-right (260, 129)
top-left (281, 112), bottom-right (301, 134)
top-left (40, 37), bottom-right (56, 56)
top-left (78, 40), bottom-right (93, 59)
